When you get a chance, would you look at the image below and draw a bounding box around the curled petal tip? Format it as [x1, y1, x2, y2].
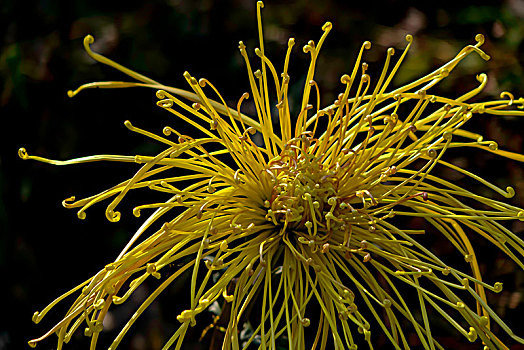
[32, 311, 40, 324]
[106, 209, 121, 222]
[505, 186, 515, 198]
[300, 317, 310, 327]
[476, 73, 487, 83]
[322, 22, 332, 31]
[467, 327, 477, 342]
[156, 89, 167, 99]
[303, 41, 315, 53]
[18, 147, 29, 160]
[475, 33, 485, 45]
[83, 34, 95, 45]
[163, 126, 173, 136]
[440, 68, 449, 77]
[158, 99, 173, 108]
[500, 91, 515, 105]
[223, 293, 234, 303]
[84, 327, 93, 337]
[62, 196, 76, 208]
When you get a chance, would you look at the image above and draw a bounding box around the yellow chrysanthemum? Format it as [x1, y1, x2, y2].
[23, 2, 524, 349]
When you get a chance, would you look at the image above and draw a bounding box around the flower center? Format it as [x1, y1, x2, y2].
[265, 135, 352, 239]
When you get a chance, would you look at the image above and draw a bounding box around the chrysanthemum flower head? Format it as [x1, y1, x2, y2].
[22, 2, 524, 349]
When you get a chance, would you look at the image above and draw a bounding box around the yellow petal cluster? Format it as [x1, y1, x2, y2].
[23, 2, 524, 349]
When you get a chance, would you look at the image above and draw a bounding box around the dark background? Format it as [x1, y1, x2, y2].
[2, 0, 524, 349]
